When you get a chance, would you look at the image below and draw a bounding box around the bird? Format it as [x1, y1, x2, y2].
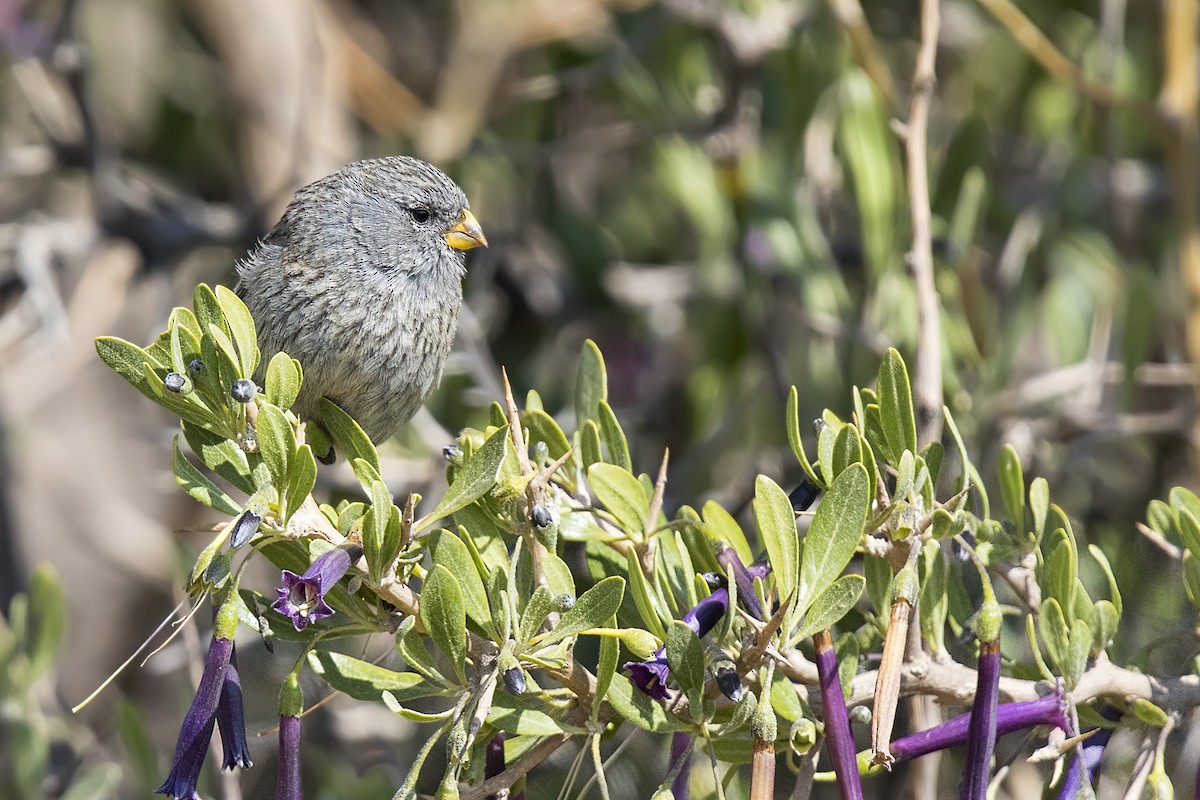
[235, 156, 487, 451]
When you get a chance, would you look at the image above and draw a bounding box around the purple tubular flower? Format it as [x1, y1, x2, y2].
[485, 732, 505, 800]
[960, 640, 1001, 800]
[889, 684, 1072, 763]
[276, 672, 303, 800]
[671, 732, 692, 800]
[157, 600, 239, 800]
[272, 544, 361, 631]
[718, 548, 766, 621]
[625, 554, 769, 698]
[216, 645, 253, 770]
[815, 631, 864, 800]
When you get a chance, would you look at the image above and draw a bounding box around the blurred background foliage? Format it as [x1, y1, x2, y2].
[1, 0, 1198, 797]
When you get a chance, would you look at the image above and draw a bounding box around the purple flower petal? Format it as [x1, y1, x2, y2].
[815, 631, 864, 800]
[960, 640, 1001, 800]
[889, 683, 1072, 763]
[156, 635, 233, 799]
[216, 644, 253, 770]
[272, 545, 359, 631]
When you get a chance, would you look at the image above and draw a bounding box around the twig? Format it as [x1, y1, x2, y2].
[974, 0, 1157, 119]
[905, 0, 943, 446]
[1157, 0, 1200, 479]
[1135, 522, 1183, 561]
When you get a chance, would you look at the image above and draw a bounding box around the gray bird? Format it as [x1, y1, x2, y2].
[235, 156, 487, 450]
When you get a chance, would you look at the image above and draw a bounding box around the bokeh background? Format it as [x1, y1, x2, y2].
[2, 0, 1199, 797]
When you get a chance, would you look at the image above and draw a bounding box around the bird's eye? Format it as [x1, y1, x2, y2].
[409, 207, 431, 223]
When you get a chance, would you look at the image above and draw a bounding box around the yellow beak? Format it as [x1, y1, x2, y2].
[445, 208, 488, 251]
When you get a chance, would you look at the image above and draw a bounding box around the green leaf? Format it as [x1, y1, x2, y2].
[95, 337, 161, 402]
[256, 403, 293, 490]
[1183, 552, 1200, 609]
[284, 444, 317, 523]
[1030, 477, 1050, 540]
[817, 423, 837, 485]
[582, 627, 661, 659]
[625, 549, 668, 643]
[264, 352, 303, 411]
[1038, 597, 1070, 680]
[319, 398, 381, 473]
[795, 464, 869, 617]
[488, 697, 570, 736]
[589, 462, 649, 534]
[786, 386, 824, 487]
[1180, 509, 1200, 558]
[701, 500, 753, 566]
[309, 650, 447, 702]
[171, 437, 241, 515]
[1146, 499, 1177, 540]
[594, 615, 620, 721]
[522, 408, 571, 460]
[575, 339, 608, 427]
[918, 541, 948, 654]
[519, 586, 556, 645]
[362, 479, 396, 584]
[420, 565, 467, 683]
[396, 618, 450, 686]
[193, 284, 223, 337]
[1088, 544, 1122, 617]
[607, 672, 688, 732]
[1092, 600, 1118, 656]
[863, 554, 892, 617]
[26, 565, 65, 680]
[1065, 618, 1091, 688]
[830, 426, 863, 481]
[835, 634, 859, 701]
[666, 620, 705, 715]
[754, 475, 798, 604]
[1045, 534, 1077, 617]
[920, 441, 944, 486]
[215, 285, 260, 378]
[537, 576, 625, 647]
[997, 445, 1025, 529]
[180, 421, 254, 494]
[428, 530, 492, 635]
[877, 348, 917, 457]
[427, 425, 509, 522]
[792, 574, 865, 643]
[579, 419, 603, 469]
[598, 400, 632, 471]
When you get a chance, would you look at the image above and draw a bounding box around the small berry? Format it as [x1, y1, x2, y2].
[850, 705, 872, 726]
[701, 571, 725, 591]
[163, 372, 188, 393]
[187, 358, 205, 374]
[553, 593, 576, 612]
[531, 504, 552, 529]
[502, 666, 527, 695]
[442, 444, 463, 464]
[231, 378, 257, 403]
[715, 666, 743, 702]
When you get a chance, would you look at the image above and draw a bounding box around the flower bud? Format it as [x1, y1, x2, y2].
[850, 705, 872, 726]
[443, 444, 464, 464]
[790, 718, 817, 754]
[231, 379, 256, 403]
